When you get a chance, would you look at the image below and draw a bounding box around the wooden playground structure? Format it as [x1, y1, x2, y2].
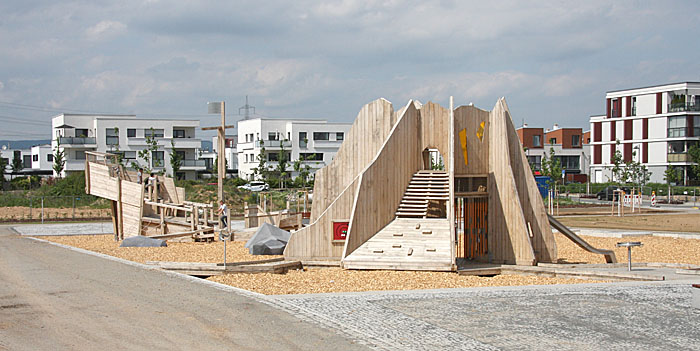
[84, 152, 217, 242]
[283, 97, 616, 270]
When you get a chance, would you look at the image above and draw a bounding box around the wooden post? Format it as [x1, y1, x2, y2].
[218, 102, 225, 205]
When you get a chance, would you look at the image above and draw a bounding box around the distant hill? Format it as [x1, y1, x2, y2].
[0, 139, 51, 150]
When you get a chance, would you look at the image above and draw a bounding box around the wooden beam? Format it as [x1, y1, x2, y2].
[201, 125, 235, 131]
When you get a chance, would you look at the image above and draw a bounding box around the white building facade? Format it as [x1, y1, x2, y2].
[589, 82, 700, 185]
[51, 114, 206, 180]
[237, 118, 351, 181]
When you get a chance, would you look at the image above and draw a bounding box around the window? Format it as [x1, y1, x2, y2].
[549, 137, 557, 144]
[533, 135, 541, 147]
[245, 154, 249, 163]
[173, 129, 185, 138]
[572, 135, 581, 147]
[152, 151, 164, 167]
[23, 155, 31, 168]
[268, 132, 279, 141]
[175, 151, 186, 160]
[145, 128, 164, 138]
[33, 154, 38, 162]
[553, 156, 580, 170]
[127, 129, 136, 138]
[336, 132, 344, 141]
[300, 153, 323, 161]
[694, 116, 700, 137]
[106, 128, 119, 145]
[313, 132, 329, 141]
[75, 151, 86, 160]
[631, 97, 637, 116]
[123, 151, 136, 160]
[299, 132, 307, 147]
[668, 116, 686, 137]
[47, 154, 53, 162]
[668, 141, 686, 154]
[75, 129, 89, 138]
[268, 153, 278, 161]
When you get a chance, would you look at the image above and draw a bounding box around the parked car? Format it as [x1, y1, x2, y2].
[237, 181, 269, 192]
[596, 186, 630, 201]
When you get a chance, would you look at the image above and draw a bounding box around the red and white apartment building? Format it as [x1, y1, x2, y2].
[517, 124, 590, 183]
[589, 82, 700, 185]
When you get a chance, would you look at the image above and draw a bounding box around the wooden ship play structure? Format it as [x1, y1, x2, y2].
[84, 152, 217, 242]
[283, 97, 616, 270]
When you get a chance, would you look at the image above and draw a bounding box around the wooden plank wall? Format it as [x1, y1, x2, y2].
[310, 98, 397, 222]
[453, 106, 490, 175]
[500, 102, 558, 263]
[487, 99, 536, 265]
[284, 177, 360, 260]
[343, 103, 422, 258]
[88, 163, 119, 201]
[120, 180, 144, 237]
[161, 177, 179, 204]
[419, 102, 451, 171]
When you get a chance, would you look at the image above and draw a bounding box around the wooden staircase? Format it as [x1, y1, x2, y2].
[395, 170, 449, 218]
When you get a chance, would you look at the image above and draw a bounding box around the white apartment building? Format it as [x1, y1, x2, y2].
[237, 118, 351, 180]
[210, 135, 238, 175]
[589, 82, 700, 185]
[51, 114, 206, 180]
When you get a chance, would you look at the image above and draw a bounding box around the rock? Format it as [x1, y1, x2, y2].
[245, 223, 290, 255]
[120, 236, 167, 247]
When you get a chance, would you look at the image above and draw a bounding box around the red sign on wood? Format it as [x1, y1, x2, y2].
[332, 221, 349, 241]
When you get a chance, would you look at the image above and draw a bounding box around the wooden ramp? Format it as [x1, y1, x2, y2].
[342, 218, 452, 271]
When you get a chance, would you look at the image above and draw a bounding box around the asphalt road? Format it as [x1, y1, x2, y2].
[0, 226, 368, 351]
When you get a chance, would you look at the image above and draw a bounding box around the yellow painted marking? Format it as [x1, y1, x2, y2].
[459, 128, 468, 166]
[476, 121, 485, 141]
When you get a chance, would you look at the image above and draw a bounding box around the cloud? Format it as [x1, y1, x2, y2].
[85, 20, 126, 41]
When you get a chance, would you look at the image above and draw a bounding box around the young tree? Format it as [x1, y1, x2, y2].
[275, 141, 290, 189]
[0, 150, 7, 186]
[664, 166, 682, 202]
[541, 147, 563, 187]
[252, 143, 271, 183]
[293, 155, 312, 188]
[137, 127, 160, 173]
[52, 137, 66, 178]
[688, 143, 700, 181]
[8, 153, 23, 180]
[610, 140, 625, 183]
[169, 140, 182, 178]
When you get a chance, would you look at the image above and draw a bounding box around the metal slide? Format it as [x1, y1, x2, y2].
[547, 214, 617, 263]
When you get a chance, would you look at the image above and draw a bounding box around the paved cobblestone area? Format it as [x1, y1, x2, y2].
[273, 281, 700, 350]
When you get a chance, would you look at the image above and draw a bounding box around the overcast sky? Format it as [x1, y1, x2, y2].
[1, 0, 699, 140]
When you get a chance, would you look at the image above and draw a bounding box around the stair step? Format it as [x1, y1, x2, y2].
[398, 203, 428, 208]
[396, 212, 427, 217]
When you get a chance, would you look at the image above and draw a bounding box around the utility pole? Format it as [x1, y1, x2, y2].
[205, 101, 235, 204]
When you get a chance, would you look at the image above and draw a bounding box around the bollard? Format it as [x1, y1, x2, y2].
[41, 197, 44, 224]
[616, 241, 643, 271]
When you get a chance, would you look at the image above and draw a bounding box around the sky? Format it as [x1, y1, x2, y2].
[1, 0, 700, 140]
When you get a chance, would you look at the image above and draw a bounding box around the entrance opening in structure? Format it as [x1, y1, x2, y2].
[422, 148, 444, 170]
[454, 176, 489, 260]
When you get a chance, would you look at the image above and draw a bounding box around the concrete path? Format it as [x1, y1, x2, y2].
[0, 226, 369, 351]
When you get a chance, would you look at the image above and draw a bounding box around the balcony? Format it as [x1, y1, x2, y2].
[668, 102, 700, 113]
[312, 139, 342, 148]
[65, 159, 86, 171]
[668, 153, 690, 162]
[180, 159, 206, 168]
[59, 137, 96, 146]
[255, 140, 292, 149]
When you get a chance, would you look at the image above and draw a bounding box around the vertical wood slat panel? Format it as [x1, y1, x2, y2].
[343, 103, 422, 258]
[285, 99, 397, 261]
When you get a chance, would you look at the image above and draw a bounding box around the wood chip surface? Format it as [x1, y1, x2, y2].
[37, 232, 700, 295]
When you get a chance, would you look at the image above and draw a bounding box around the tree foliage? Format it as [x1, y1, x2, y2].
[541, 147, 563, 186]
[52, 137, 66, 178]
[169, 140, 182, 177]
